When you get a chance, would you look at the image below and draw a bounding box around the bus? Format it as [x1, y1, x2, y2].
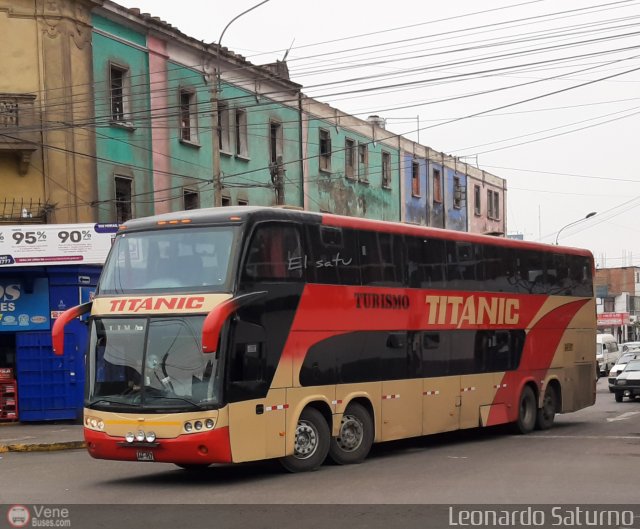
[53, 206, 596, 472]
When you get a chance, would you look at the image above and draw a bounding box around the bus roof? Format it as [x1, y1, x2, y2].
[119, 206, 593, 259]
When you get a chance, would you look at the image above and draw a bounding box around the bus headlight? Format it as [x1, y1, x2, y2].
[184, 422, 193, 432]
[145, 432, 156, 443]
[194, 421, 203, 431]
[205, 419, 214, 429]
[125, 432, 135, 443]
[135, 430, 146, 442]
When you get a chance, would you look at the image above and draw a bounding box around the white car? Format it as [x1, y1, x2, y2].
[621, 341, 640, 353]
[608, 352, 640, 392]
[612, 359, 640, 402]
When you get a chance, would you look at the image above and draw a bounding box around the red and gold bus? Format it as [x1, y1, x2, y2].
[53, 207, 596, 472]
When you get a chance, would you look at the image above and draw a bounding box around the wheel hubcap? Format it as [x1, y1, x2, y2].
[336, 414, 364, 452]
[293, 420, 318, 460]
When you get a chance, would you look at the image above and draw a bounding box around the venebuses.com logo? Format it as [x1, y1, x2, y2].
[6, 505, 71, 527]
[7, 505, 30, 528]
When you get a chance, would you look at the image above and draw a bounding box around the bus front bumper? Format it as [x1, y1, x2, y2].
[84, 427, 232, 465]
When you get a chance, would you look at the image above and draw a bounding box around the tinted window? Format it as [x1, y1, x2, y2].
[405, 236, 446, 289]
[483, 245, 515, 293]
[512, 250, 545, 294]
[568, 255, 593, 297]
[446, 241, 483, 291]
[422, 332, 450, 377]
[306, 226, 360, 285]
[242, 223, 303, 282]
[359, 231, 403, 287]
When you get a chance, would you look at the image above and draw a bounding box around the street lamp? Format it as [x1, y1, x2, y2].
[555, 211, 597, 245]
[211, 0, 271, 206]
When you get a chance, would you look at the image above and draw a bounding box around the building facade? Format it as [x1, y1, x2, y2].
[0, 0, 101, 224]
[595, 266, 640, 342]
[1, 0, 508, 231]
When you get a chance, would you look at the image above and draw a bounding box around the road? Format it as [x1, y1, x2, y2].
[1, 378, 639, 505]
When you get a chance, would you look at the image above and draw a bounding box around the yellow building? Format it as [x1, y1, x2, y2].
[0, 0, 100, 223]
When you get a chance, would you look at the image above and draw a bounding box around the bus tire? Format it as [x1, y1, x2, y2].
[535, 385, 557, 430]
[512, 385, 536, 434]
[279, 407, 330, 473]
[329, 402, 374, 465]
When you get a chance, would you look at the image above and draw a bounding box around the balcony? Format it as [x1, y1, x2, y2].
[0, 93, 38, 175]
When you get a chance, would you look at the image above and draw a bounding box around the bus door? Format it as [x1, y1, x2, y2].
[225, 318, 287, 462]
[378, 331, 422, 441]
[227, 221, 305, 462]
[420, 331, 461, 435]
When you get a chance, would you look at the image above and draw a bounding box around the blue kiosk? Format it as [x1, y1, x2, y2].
[0, 223, 117, 421]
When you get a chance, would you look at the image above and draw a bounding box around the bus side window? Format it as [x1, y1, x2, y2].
[227, 320, 268, 400]
[359, 231, 403, 287]
[548, 253, 570, 295]
[242, 224, 303, 282]
[483, 245, 515, 293]
[446, 241, 482, 291]
[422, 332, 450, 377]
[306, 226, 360, 285]
[568, 255, 593, 297]
[405, 237, 446, 289]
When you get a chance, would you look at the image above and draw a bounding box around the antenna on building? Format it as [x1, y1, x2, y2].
[282, 38, 295, 61]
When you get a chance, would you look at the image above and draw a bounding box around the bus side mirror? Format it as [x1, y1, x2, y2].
[201, 292, 267, 355]
[52, 302, 93, 356]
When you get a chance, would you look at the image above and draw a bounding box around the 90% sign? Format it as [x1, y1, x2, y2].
[58, 230, 92, 243]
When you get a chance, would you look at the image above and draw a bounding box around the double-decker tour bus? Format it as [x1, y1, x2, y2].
[53, 207, 596, 472]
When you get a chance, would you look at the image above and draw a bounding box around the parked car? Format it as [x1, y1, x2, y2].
[621, 341, 640, 353]
[612, 359, 640, 402]
[608, 352, 640, 392]
[596, 334, 620, 375]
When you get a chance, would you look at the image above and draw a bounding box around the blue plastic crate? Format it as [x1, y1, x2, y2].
[16, 328, 85, 422]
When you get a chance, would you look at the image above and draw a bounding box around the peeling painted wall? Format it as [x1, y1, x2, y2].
[403, 154, 428, 225]
[303, 112, 401, 221]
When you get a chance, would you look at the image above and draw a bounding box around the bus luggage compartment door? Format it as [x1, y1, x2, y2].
[422, 376, 460, 435]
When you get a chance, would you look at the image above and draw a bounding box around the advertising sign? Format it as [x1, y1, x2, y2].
[0, 277, 50, 332]
[597, 312, 630, 326]
[0, 223, 118, 267]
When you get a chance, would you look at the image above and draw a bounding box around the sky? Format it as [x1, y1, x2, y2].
[115, 0, 640, 268]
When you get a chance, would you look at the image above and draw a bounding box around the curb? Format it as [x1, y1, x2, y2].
[0, 441, 86, 453]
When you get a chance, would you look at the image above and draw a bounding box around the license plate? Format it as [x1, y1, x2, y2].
[136, 450, 155, 462]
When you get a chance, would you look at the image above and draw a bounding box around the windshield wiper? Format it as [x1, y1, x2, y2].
[142, 394, 204, 410]
[88, 398, 139, 409]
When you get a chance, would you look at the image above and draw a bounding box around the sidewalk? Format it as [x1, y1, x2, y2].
[0, 421, 85, 453]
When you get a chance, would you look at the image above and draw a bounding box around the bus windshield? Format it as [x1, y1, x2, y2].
[87, 316, 222, 411]
[98, 226, 238, 294]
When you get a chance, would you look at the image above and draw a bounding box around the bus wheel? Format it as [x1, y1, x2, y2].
[280, 407, 330, 473]
[512, 386, 536, 434]
[329, 402, 373, 465]
[535, 386, 557, 430]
